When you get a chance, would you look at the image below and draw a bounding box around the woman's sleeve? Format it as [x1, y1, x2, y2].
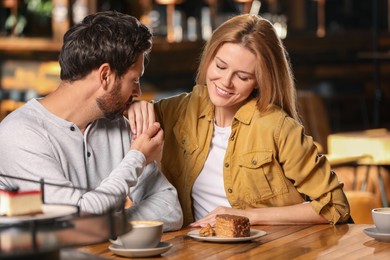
[277, 116, 350, 224]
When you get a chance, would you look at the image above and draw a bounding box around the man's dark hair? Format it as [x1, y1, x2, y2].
[59, 11, 152, 81]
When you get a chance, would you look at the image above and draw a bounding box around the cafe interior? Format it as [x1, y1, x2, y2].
[0, 0, 390, 258]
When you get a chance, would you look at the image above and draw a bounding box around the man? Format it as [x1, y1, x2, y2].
[0, 11, 183, 231]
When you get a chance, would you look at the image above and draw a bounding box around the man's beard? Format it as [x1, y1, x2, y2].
[96, 81, 129, 120]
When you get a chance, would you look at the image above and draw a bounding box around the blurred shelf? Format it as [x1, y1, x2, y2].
[0, 36, 204, 91]
[0, 37, 62, 53]
[0, 36, 203, 54]
[358, 51, 390, 60]
[2, 32, 390, 89]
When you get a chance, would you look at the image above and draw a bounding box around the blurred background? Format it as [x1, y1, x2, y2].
[0, 0, 389, 131]
[0, 0, 389, 222]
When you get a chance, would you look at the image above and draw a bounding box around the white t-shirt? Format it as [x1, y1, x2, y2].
[192, 123, 231, 220]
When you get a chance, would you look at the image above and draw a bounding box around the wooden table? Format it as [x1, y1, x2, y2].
[75, 224, 390, 259]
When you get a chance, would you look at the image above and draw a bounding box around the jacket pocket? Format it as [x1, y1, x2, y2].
[237, 150, 288, 203]
[238, 150, 273, 169]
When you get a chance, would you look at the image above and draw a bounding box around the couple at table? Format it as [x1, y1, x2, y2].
[0, 11, 350, 231]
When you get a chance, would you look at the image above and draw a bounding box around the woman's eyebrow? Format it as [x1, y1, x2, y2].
[215, 56, 254, 75]
[215, 56, 226, 64]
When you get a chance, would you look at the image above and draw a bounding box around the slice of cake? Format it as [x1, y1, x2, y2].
[0, 189, 43, 216]
[214, 214, 250, 237]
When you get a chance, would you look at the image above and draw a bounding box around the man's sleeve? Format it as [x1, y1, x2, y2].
[126, 162, 183, 231]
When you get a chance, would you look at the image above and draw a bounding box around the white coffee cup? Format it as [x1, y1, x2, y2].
[372, 208, 390, 234]
[111, 220, 163, 249]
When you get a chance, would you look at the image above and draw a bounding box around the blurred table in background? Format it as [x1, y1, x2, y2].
[328, 128, 390, 207]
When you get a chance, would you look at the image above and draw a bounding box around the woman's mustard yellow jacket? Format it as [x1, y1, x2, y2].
[154, 85, 350, 227]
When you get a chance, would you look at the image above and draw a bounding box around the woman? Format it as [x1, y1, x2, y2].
[129, 14, 350, 227]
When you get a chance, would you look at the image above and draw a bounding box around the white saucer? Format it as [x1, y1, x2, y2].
[187, 229, 267, 243]
[363, 227, 390, 242]
[108, 242, 172, 257]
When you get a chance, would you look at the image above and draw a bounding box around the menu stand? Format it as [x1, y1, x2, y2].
[0, 174, 131, 260]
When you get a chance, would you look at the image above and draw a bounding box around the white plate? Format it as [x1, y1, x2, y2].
[0, 204, 78, 224]
[109, 242, 172, 258]
[187, 229, 267, 243]
[363, 227, 390, 242]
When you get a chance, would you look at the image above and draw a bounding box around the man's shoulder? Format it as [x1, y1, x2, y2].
[4, 98, 42, 117]
[0, 101, 44, 141]
[1, 103, 34, 127]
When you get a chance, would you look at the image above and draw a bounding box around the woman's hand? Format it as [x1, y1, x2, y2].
[127, 100, 156, 140]
[189, 203, 328, 227]
[189, 206, 249, 227]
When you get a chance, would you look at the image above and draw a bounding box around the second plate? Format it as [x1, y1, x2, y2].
[187, 229, 266, 243]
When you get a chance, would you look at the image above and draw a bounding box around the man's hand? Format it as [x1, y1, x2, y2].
[131, 122, 163, 165]
[127, 100, 155, 140]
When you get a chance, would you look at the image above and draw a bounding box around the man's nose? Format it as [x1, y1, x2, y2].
[133, 85, 141, 98]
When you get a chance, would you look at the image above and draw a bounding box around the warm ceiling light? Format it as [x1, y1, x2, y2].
[234, 0, 253, 3]
[155, 0, 184, 4]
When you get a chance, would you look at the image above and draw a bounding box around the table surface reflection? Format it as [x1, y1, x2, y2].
[76, 224, 389, 259]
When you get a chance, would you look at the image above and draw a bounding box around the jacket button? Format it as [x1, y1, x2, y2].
[70, 126, 75, 131]
[224, 163, 229, 168]
[230, 136, 234, 141]
[87, 152, 91, 157]
[251, 160, 257, 165]
[228, 188, 233, 193]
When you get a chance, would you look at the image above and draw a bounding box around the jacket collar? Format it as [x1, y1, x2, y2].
[234, 99, 257, 125]
[195, 85, 214, 122]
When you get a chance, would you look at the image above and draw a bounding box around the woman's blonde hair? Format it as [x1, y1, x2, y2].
[196, 14, 299, 121]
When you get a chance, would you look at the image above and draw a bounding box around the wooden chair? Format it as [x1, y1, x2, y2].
[345, 191, 381, 224]
[297, 90, 370, 164]
[297, 90, 331, 153]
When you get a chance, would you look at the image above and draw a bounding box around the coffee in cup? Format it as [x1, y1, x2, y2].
[372, 208, 390, 234]
[112, 220, 163, 249]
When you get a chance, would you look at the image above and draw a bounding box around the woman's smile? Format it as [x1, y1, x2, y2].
[215, 85, 235, 97]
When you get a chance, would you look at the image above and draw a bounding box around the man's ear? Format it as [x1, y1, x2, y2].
[98, 63, 112, 91]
